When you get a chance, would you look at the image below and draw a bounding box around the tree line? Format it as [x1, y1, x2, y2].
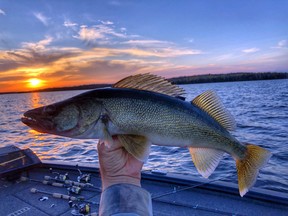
[169, 72, 288, 85]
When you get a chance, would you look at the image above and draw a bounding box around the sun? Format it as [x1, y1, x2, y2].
[27, 78, 43, 88]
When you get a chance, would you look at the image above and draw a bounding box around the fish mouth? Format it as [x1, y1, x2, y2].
[21, 115, 37, 125]
[21, 109, 55, 133]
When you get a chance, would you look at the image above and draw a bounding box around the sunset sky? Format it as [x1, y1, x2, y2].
[0, 0, 287, 93]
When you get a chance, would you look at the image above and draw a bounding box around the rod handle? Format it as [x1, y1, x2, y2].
[20, 176, 29, 181]
[52, 182, 64, 187]
[65, 180, 86, 187]
[44, 175, 52, 180]
[30, 188, 37, 193]
[42, 180, 63, 187]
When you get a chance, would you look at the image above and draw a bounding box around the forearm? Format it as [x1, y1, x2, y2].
[99, 183, 152, 216]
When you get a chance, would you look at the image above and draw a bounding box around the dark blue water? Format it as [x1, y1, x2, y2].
[0, 79, 287, 193]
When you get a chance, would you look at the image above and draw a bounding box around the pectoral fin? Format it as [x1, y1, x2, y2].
[100, 114, 114, 147]
[102, 126, 114, 148]
[117, 134, 151, 162]
[189, 147, 224, 178]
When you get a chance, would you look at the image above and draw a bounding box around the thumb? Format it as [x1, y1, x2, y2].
[97, 137, 122, 154]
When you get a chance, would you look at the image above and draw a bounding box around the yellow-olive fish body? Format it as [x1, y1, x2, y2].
[22, 74, 271, 196]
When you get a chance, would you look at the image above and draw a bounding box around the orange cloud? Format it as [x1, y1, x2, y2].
[0, 33, 204, 93]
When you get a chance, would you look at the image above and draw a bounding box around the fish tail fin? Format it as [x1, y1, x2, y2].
[236, 144, 271, 197]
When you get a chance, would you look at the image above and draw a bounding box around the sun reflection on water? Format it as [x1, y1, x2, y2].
[31, 92, 41, 108]
[26, 92, 51, 159]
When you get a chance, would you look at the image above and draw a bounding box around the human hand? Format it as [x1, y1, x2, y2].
[97, 136, 144, 191]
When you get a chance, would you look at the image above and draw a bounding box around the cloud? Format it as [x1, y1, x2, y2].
[0, 75, 27, 82]
[1, 38, 200, 83]
[89, 47, 201, 58]
[0, 19, 205, 92]
[72, 22, 201, 59]
[109, 1, 121, 6]
[0, 37, 79, 74]
[0, 41, 199, 87]
[100, 20, 114, 25]
[73, 24, 127, 44]
[214, 53, 235, 61]
[33, 12, 49, 26]
[75, 25, 105, 41]
[120, 40, 202, 57]
[0, 9, 5, 15]
[0, 32, 202, 85]
[273, 40, 288, 49]
[185, 38, 194, 43]
[122, 39, 173, 47]
[63, 20, 78, 28]
[153, 47, 202, 57]
[278, 40, 287, 47]
[22, 36, 53, 50]
[242, 48, 260, 53]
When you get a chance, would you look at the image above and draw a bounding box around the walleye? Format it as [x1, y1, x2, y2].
[21, 73, 271, 196]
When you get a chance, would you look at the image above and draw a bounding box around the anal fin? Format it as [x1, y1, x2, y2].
[117, 134, 151, 162]
[189, 147, 224, 178]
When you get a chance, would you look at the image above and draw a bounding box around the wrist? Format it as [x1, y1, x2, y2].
[101, 175, 141, 191]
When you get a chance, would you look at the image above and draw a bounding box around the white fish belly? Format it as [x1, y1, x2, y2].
[148, 134, 192, 147]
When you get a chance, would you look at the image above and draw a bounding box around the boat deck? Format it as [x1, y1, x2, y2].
[1, 160, 287, 216]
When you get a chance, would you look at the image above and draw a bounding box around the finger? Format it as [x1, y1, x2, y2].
[97, 139, 105, 152]
[97, 138, 122, 155]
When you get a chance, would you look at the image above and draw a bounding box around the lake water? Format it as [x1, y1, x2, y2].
[0, 79, 287, 193]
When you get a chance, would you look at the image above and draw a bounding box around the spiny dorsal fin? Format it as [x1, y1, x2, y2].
[192, 90, 236, 131]
[113, 73, 185, 97]
[189, 147, 224, 178]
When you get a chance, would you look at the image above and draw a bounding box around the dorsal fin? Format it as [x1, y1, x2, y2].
[192, 90, 236, 131]
[113, 73, 185, 97]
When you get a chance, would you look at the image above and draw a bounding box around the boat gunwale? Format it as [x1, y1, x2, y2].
[40, 160, 288, 206]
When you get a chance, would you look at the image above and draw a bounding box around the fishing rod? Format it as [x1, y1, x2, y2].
[76, 164, 91, 183]
[150, 173, 244, 216]
[44, 175, 101, 192]
[49, 166, 92, 184]
[21, 176, 100, 195]
[47, 166, 99, 191]
[30, 188, 99, 216]
[31, 188, 79, 201]
[21, 176, 82, 195]
[0, 155, 26, 166]
[152, 173, 235, 200]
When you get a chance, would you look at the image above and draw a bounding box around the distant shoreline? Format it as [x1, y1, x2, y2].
[169, 72, 288, 85]
[1, 72, 287, 95]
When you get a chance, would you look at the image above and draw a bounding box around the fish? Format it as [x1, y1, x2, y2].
[21, 73, 271, 197]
